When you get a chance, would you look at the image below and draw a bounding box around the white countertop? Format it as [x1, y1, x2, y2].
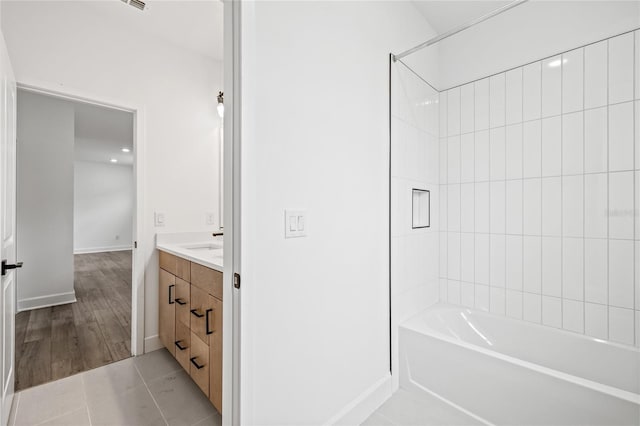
[156, 232, 223, 272]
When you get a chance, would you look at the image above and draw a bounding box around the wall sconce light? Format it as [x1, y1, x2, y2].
[217, 91, 224, 118]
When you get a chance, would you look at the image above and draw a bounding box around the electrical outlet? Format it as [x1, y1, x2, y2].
[206, 212, 216, 225]
[154, 212, 165, 227]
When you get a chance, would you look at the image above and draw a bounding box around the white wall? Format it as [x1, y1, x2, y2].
[390, 61, 440, 387]
[439, 30, 640, 347]
[16, 90, 76, 311]
[410, 1, 640, 90]
[239, 1, 436, 424]
[1, 1, 222, 346]
[74, 161, 133, 253]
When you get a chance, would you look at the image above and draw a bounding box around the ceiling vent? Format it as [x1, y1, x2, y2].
[121, 0, 146, 11]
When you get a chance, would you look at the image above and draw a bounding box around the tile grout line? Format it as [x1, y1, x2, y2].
[132, 361, 170, 426]
[583, 45, 587, 336]
[561, 52, 565, 331]
[80, 373, 91, 426]
[10, 391, 19, 426]
[606, 38, 611, 341]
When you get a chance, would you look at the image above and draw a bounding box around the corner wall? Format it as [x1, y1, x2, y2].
[16, 90, 76, 311]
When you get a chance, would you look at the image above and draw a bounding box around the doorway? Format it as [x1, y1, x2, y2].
[14, 90, 137, 390]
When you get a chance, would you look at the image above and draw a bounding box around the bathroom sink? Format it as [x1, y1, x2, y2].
[180, 243, 223, 251]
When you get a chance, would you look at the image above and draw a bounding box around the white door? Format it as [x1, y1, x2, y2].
[0, 35, 17, 426]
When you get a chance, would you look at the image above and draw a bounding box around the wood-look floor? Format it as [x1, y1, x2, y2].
[15, 251, 132, 391]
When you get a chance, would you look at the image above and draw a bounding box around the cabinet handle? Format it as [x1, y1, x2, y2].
[190, 309, 204, 318]
[175, 340, 187, 351]
[168, 285, 175, 304]
[205, 309, 213, 335]
[190, 357, 205, 369]
[175, 298, 186, 305]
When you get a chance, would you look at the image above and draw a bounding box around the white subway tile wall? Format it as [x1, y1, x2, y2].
[391, 62, 440, 333]
[439, 30, 640, 346]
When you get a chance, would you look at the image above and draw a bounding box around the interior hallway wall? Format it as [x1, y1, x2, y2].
[16, 90, 75, 311]
[439, 30, 640, 347]
[74, 161, 133, 254]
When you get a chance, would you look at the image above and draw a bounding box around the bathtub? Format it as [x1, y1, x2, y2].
[399, 305, 640, 425]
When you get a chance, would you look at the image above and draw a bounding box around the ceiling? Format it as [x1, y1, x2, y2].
[74, 102, 134, 166]
[80, 0, 223, 60]
[413, 1, 512, 34]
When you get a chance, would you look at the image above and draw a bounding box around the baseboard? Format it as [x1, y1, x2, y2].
[74, 245, 132, 254]
[325, 374, 393, 426]
[17, 291, 77, 312]
[144, 335, 163, 353]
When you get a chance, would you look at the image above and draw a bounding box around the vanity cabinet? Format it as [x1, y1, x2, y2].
[158, 250, 223, 413]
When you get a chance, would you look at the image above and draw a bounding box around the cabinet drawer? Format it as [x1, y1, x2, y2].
[159, 250, 190, 282]
[190, 332, 209, 397]
[190, 286, 214, 345]
[209, 296, 223, 412]
[159, 251, 177, 275]
[175, 277, 191, 327]
[191, 263, 222, 300]
[175, 320, 190, 372]
[159, 269, 176, 356]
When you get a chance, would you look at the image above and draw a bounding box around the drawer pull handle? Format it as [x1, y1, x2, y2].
[190, 357, 205, 369]
[175, 340, 187, 351]
[168, 285, 175, 305]
[175, 298, 186, 305]
[190, 309, 204, 318]
[206, 308, 214, 335]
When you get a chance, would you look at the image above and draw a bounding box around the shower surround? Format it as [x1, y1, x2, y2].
[438, 30, 640, 347]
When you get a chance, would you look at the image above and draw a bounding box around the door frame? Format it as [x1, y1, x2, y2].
[15, 81, 146, 357]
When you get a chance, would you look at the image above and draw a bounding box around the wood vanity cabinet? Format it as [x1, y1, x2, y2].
[158, 250, 223, 413]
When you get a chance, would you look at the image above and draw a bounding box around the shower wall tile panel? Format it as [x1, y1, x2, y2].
[391, 62, 440, 342]
[439, 30, 640, 347]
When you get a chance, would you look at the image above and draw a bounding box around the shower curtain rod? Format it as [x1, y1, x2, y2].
[393, 0, 529, 62]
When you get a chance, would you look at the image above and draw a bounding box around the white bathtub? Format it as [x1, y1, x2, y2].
[399, 304, 640, 425]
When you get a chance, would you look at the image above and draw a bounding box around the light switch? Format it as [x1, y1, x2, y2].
[285, 209, 307, 238]
[154, 212, 165, 227]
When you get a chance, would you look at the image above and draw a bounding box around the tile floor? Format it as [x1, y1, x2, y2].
[361, 389, 481, 426]
[9, 349, 221, 426]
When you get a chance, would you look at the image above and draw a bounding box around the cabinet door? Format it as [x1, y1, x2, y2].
[209, 295, 223, 412]
[175, 277, 191, 327]
[175, 320, 191, 372]
[190, 285, 214, 345]
[190, 332, 209, 397]
[159, 269, 176, 356]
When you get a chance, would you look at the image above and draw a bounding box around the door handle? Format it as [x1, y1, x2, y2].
[190, 357, 205, 369]
[175, 340, 187, 351]
[175, 298, 186, 305]
[190, 309, 204, 318]
[1, 260, 23, 276]
[168, 284, 175, 305]
[205, 308, 213, 335]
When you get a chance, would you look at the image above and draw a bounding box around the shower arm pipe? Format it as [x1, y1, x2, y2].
[393, 0, 529, 62]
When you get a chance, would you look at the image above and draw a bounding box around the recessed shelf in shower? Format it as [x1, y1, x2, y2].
[412, 188, 430, 229]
